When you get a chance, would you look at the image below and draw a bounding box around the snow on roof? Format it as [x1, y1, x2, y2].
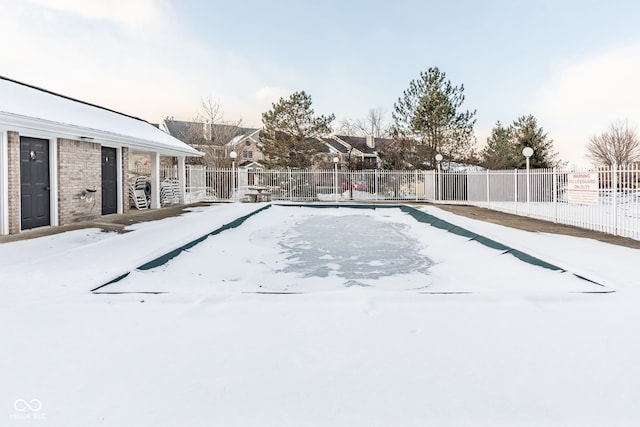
[0, 76, 201, 157]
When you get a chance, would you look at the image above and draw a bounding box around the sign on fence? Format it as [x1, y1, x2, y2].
[567, 172, 599, 205]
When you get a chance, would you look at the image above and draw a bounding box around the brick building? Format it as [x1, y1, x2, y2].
[0, 76, 201, 236]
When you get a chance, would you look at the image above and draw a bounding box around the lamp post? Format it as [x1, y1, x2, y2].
[333, 157, 339, 202]
[435, 153, 443, 201]
[230, 150, 237, 200]
[522, 147, 533, 215]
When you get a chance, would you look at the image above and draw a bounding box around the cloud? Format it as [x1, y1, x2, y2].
[533, 41, 640, 167]
[537, 43, 640, 125]
[0, 0, 200, 122]
[21, 0, 170, 28]
[0, 1, 302, 127]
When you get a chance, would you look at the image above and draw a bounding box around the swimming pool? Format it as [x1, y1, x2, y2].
[97, 204, 606, 295]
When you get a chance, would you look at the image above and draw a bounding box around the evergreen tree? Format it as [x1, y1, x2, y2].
[481, 115, 561, 169]
[260, 91, 334, 168]
[377, 137, 418, 170]
[481, 122, 517, 169]
[392, 67, 476, 168]
[511, 115, 559, 168]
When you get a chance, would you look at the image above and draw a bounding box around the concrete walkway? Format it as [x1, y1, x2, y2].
[432, 203, 640, 250]
[0, 202, 216, 243]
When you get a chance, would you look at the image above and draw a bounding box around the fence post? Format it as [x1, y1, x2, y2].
[415, 170, 419, 201]
[423, 171, 427, 201]
[486, 170, 490, 207]
[526, 163, 531, 216]
[334, 164, 338, 202]
[465, 170, 470, 205]
[553, 167, 558, 223]
[375, 169, 379, 201]
[437, 168, 441, 201]
[514, 169, 518, 214]
[289, 168, 293, 201]
[612, 163, 618, 235]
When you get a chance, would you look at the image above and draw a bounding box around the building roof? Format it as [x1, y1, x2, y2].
[163, 119, 192, 139]
[0, 76, 201, 157]
[334, 135, 379, 155]
[163, 119, 260, 146]
[321, 137, 349, 154]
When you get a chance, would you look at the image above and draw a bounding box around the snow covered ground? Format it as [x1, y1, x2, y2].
[1, 203, 639, 426]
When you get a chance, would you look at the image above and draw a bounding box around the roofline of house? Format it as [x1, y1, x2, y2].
[330, 135, 377, 157]
[0, 112, 202, 157]
[0, 75, 149, 124]
[226, 128, 262, 147]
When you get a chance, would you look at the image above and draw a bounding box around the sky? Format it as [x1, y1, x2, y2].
[2, 0, 640, 167]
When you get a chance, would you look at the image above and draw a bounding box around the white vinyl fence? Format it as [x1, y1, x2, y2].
[177, 164, 640, 240]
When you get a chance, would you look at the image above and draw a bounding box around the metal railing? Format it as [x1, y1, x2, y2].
[463, 165, 640, 239]
[181, 164, 640, 240]
[185, 168, 438, 202]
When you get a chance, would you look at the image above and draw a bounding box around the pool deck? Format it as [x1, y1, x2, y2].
[0, 202, 216, 244]
[2, 201, 640, 250]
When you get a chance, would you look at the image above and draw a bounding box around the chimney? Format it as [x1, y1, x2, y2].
[366, 134, 375, 149]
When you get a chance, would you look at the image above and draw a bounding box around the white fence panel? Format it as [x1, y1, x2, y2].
[182, 164, 640, 240]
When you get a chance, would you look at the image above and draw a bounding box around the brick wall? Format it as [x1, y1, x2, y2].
[5, 133, 137, 234]
[57, 138, 102, 225]
[7, 131, 20, 234]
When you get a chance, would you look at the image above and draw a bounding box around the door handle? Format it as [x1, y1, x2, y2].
[44, 186, 50, 191]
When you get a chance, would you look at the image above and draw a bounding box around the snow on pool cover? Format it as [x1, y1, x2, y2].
[95, 204, 607, 295]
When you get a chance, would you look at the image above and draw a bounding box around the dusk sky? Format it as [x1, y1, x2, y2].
[2, 0, 640, 167]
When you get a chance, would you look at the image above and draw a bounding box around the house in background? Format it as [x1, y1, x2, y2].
[160, 119, 264, 167]
[0, 76, 201, 236]
[160, 117, 389, 170]
[320, 135, 388, 169]
[227, 127, 263, 168]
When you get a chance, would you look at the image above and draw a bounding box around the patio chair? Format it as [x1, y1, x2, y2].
[129, 183, 149, 210]
[160, 179, 175, 207]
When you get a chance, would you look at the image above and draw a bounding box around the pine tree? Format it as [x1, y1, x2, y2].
[481, 116, 561, 169]
[260, 91, 334, 168]
[392, 67, 476, 168]
[511, 115, 559, 168]
[481, 122, 517, 169]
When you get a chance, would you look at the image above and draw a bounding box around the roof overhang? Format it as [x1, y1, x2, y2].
[0, 112, 202, 157]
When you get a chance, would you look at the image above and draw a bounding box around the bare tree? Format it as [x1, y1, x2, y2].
[182, 97, 244, 167]
[587, 119, 640, 166]
[338, 108, 391, 137]
[357, 108, 390, 137]
[337, 118, 358, 136]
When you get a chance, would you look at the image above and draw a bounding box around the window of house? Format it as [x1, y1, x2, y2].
[243, 151, 253, 159]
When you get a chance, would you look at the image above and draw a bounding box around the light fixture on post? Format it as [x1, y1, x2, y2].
[435, 153, 443, 201]
[522, 147, 534, 215]
[230, 150, 238, 200]
[333, 157, 339, 202]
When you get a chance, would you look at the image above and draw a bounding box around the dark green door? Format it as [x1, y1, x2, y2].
[101, 147, 117, 215]
[20, 137, 50, 230]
